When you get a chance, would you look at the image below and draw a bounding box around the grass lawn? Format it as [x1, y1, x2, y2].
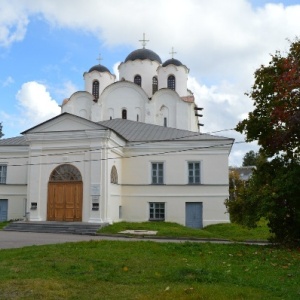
[98, 220, 271, 242]
[0, 240, 299, 299]
[0, 221, 9, 230]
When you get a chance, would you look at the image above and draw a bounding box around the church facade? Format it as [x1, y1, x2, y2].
[0, 42, 233, 228]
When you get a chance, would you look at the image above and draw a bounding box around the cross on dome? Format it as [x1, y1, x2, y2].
[169, 47, 177, 59]
[139, 33, 149, 49]
[96, 53, 103, 64]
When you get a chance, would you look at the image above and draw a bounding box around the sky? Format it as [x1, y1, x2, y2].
[1, 0, 300, 166]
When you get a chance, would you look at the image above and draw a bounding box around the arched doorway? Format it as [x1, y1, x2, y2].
[47, 164, 83, 222]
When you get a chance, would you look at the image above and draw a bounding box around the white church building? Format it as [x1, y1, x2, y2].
[0, 40, 233, 228]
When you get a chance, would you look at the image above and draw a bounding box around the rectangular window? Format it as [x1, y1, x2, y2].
[152, 162, 164, 184]
[164, 117, 167, 127]
[149, 202, 165, 221]
[188, 162, 201, 184]
[0, 165, 7, 184]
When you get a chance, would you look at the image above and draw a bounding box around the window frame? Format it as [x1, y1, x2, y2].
[122, 109, 127, 119]
[167, 75, 176, 91]
[187, 161, 201, 184]
[149, 202, 165, 221]
[110, 165, 118, 184]
[92, 80, 100, 100]
[134, 75, 142, 87]
[151, 162, 164, 185]
[0, 165, 7, 184]
[152, 76, 158, 94]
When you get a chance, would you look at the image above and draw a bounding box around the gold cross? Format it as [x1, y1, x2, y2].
[139, 33, 149, 49]
[170, 47, 177, 59]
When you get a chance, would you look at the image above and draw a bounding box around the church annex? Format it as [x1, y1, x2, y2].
[0, 39, 233, 228]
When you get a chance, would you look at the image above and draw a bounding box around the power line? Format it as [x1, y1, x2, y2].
[0, 128, 236, 161]
[6, 140, 246, 167]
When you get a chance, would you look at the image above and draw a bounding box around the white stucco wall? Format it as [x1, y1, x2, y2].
[158, 64, 189, 97]
[84, 71, 116, 96]
[118, 60, 161, 97]
[0, 146, 28, 220]
[100, 82, 149, 122]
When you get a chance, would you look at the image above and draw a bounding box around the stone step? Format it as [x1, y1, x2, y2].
[3, 221, 108, 235]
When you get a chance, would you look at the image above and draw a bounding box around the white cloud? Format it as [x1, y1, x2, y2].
[54, 80, 78, 100]
[16, 81, 60, 126]
[1, 76, 14, 87]
[0, 0, 29, 47]
[113, 62, 121, 81]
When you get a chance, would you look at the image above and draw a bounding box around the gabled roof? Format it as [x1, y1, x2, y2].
[21, 113, 108, 134]
[0, 136, 28, 146]
[0, 115, 233, 146]
[98, 119, 233, 143]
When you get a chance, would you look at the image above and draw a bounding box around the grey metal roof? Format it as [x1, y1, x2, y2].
[88, 64, 111, 74]
[0, 136, 28, 146]
[98, 119, 232, 142]
[124, 48, 162, 64]
[162, 58, 183, 67]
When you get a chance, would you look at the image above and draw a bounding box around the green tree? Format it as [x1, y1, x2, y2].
[0, 122, 3, 139]
[230, 39, 300, 246]
[242, 150, 258, 166]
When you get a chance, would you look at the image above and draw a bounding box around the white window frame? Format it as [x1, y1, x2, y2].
[151, 162, 164, 184]
[0, 165, 7, 184]
[188, 161, 201, 184]
[149, 202, 165, 221]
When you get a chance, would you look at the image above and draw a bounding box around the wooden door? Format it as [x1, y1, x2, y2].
[47, 182, 82, 221]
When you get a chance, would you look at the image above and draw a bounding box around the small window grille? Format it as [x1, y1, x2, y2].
[0, 165, 7, 184]
[152, 163, 164, 184]
[149, 202, 165, 221]
[92, 80, 100, 100]
[134, 75, 142, 86]
[49, 164, 82, 182]
[152, 76, 158, 94]
[188, 162, 201, 184]
[167, 75, 175, 91]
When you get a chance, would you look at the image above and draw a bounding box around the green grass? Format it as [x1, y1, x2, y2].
[0, 241, 299, 299]
[99, 220, 271, 242]
[0, 221, 10, 230]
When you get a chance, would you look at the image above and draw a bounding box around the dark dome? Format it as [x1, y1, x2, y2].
[88, 64, 111, 73]
[125, 48, 162, 63]
[162, 58, 183, 67]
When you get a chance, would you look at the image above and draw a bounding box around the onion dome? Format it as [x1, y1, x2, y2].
[162, 58, 183, 67]
[88, 64, 111, 73]
[125, 48, 162, 64]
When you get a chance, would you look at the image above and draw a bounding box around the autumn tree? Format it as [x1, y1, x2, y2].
[231, 39, 300, 245]
[237, 39, 300, 161]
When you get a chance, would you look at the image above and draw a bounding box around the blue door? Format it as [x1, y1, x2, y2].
[185, 202, 203, 229]
[0, 199, 8, 221]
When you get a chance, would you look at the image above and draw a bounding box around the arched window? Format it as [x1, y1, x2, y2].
[152, 76, 158, 94]
[167, 75, 175, 91]
[49, 164, 82, 182]
[92, 80, 100, 100]
[122, 109, 127, 119]
[110, 166, 118, 184]
[134, 75, 142, 86]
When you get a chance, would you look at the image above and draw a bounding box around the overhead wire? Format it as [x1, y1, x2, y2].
[0, 127, 237, 161]
[6, 140, 246, 167]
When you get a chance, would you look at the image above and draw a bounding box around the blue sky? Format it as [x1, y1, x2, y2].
[1, 0, 300, 165]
